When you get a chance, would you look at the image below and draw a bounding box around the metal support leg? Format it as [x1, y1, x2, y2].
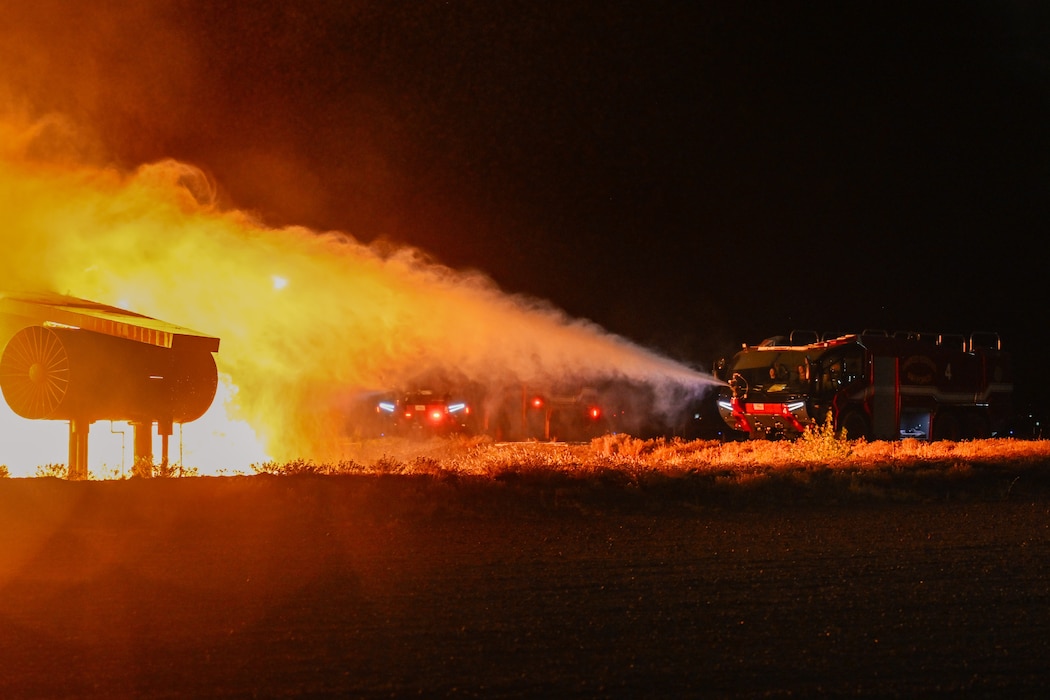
[68, 419, 90, 480]
[159, 418, 173, 475]
[132, 421, 153, 477]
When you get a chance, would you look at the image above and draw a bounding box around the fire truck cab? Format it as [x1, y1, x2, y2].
[715, 331, 1012, 441]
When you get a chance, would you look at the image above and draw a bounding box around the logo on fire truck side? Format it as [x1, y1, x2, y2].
[902, 355, 938, 384]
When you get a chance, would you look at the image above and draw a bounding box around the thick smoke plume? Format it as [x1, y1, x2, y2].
[0, 116, 716, 471]
[0, 2, 720, 472]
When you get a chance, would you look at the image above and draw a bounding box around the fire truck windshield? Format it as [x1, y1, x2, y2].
[729, 350, 810, 393]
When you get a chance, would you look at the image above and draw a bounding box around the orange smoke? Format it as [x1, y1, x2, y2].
[0, 115, 715, 476]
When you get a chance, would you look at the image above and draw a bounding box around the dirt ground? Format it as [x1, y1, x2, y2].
[1, 475, 1049, 698]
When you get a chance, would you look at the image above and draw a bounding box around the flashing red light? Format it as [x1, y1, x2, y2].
[429, 409, 445, 423]
[531, 396, 544, 409]
[588, 406, 601, 420]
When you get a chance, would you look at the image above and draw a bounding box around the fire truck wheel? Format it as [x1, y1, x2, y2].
[964, 413, 991, 440]
[931, 411, 962, 441]
[838, 412, 871, 441]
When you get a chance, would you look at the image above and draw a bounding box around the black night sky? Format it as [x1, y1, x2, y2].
[3, 1, 1048, 412]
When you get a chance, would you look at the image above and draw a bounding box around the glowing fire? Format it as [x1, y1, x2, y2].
[0, 114, 717, 477]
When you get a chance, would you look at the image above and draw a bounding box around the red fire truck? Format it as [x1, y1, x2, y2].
[714, 330, 1012, 441]
[481, 384, 608, 442]
[375, 389, 474, 435]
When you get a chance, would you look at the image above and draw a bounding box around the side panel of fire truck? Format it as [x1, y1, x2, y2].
[864, 333, 1012, 440]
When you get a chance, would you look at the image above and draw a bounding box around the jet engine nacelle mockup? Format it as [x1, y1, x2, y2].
[0, 325, 218, 424]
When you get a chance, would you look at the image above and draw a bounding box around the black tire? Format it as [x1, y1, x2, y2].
[963, 413, 990, 440]
[931, 411, 962, 441]
[838, 411, 871, 441]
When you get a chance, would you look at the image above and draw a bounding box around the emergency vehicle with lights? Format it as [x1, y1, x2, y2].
[521, 386, 606, 441]
[376, 389, 473, 435]
[714, 330, 1012, 441]
[479, 384, 608, 442]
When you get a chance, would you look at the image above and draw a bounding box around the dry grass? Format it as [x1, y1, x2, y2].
[277, 432, 1050, 475]
[16, 431, 1050, 492]
[241, 433, 1050, 507]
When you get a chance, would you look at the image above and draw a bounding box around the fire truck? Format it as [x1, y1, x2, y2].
[375, 389, 474, 436]
[481, 384, 608, 442]
[714, 330, 1012, 441]
[524, 386, 609, 441]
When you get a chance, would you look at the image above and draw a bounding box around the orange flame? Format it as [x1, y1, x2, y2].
[0, 115, 716, 476]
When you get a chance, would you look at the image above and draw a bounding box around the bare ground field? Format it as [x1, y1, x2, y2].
[3, 441, 1050, 698]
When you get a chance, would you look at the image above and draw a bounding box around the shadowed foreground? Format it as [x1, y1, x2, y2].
[1, 474, 1049, 697]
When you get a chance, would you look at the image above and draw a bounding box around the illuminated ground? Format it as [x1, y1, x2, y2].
[1, 466, 1049, 697]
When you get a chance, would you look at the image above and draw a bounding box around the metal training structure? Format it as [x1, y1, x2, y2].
[0, 291, 220, 477]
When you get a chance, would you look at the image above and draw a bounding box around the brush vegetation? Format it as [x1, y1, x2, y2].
[13, 426, 1050, 504]
[244, 428, 1050, 506]
[249, 432, 1050, 477]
